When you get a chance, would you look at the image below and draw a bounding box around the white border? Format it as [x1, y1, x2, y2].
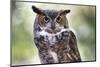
[0, 0, 99, 67]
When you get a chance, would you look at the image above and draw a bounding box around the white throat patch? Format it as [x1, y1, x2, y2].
[36, 28, 70, 44]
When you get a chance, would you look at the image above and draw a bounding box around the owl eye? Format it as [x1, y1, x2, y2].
[44, 16, 49, 23]
[56, 16, 62, 22]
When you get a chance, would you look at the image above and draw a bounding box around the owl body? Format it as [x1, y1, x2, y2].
[32, 6, 81, 64]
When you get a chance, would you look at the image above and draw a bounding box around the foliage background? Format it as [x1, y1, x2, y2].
[11, 1, 96, 65]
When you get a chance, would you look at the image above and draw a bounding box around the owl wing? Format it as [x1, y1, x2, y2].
[67, 30, 81, 62]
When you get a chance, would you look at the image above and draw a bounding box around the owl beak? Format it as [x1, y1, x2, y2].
[51, 22, 55, 30]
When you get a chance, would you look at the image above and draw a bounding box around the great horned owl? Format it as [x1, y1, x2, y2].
[32, 6, 81, 64]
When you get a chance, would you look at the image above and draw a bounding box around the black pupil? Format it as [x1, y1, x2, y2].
[45, 17, 49, 22]
[57, 16, 60, 21]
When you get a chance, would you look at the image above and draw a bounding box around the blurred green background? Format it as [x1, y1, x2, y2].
[11, 1, 96, 65]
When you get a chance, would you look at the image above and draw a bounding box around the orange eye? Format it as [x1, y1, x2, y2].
[56, 16, 61, 22]
[44, 16, 49, 23]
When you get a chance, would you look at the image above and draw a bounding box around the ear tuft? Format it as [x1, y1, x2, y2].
[32, 6, 43, 15]
[64, 10, 70, 14]
[60, 10, 71, 15]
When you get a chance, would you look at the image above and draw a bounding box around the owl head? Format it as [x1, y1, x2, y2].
[32, 6, 70, 33]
